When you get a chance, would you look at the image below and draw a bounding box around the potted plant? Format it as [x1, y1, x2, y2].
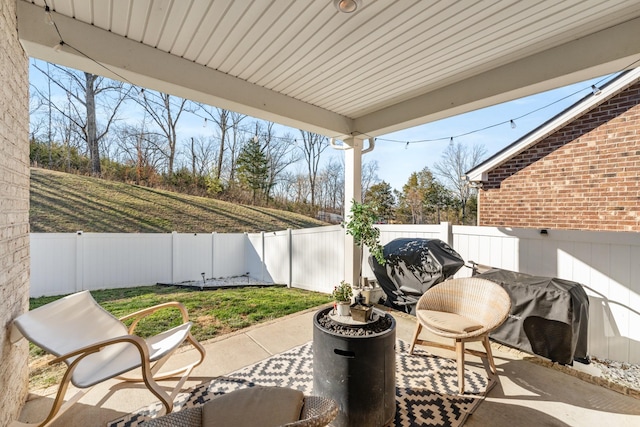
[331, 280, 353, 316]
[345, 199, 386, 299]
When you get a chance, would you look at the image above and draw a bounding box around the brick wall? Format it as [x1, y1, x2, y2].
[479, 80, 640, 231]
[0, 0, 30, 424]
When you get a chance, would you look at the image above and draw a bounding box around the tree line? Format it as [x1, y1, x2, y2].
[29, 60, 485, 225]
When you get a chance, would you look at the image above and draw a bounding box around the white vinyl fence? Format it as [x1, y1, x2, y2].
[30, 231, 249, 296]
[30, 224, 640, 364]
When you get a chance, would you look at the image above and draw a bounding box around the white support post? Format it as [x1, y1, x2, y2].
[211, 232, 216, 279]
[75, 231, 83, 292]
[171, 231, 178, 284]
[287, 228, 292, 288]
[261, 231, 265, 282]
[343, 137, 363, 286]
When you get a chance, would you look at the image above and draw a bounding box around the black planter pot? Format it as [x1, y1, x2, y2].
[312, 307, 396, 427]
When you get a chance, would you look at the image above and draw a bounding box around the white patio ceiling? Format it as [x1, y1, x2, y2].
[17, 0, 640, 140]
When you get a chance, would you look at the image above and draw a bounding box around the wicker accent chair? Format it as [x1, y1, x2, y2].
[409, 277, 511, 394]
[10, 290, 206, 427]
[141, 386, 339, 427]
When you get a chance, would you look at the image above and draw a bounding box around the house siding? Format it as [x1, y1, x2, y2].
[0, 0, 30, 424]
[479, 81, 640, 231]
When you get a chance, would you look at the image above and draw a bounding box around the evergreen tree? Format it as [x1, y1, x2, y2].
[365, 181, 395, 223]
[396, 167, 455, 224]
[236, 137, 269, 203]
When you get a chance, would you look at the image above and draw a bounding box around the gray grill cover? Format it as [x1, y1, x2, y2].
[478, 268, 589, 365]
[369, 238, 464, 314]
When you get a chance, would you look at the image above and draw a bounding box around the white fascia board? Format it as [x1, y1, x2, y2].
[355, 16, 640, 138]
[466, 67, 640, 183]
[17, 1, 353, 138]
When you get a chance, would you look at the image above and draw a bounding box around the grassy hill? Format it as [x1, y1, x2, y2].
[30, 168, 327, 233]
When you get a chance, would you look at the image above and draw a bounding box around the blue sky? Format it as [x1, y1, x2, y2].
[361, 73, 616, 191]
[30, 59, 616, 193]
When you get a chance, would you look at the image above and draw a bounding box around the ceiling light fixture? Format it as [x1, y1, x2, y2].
[334, 0, 361, 13]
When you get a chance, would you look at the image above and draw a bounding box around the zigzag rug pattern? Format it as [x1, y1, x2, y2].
[108, 340, 492, 427]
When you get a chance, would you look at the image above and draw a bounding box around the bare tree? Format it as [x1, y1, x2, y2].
[298, 130, 329, 207]
[361, 159, 380, 201]
[254, 122, 300, 202]
[194, 105, 246, 181]
[289, 170, 312, 204]
[317, 158, 344, 213]
[188, 135, 217, 179]
[227, 112, 248, 183]
[133, 90, 187, 176]
[432, 141, 487, 223]
[112, 121, 166, 184]
[31, 61, 129, 175]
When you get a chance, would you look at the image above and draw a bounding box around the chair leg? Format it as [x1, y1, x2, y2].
[10, 360, 91, 427]
[481, 335, 497, 375]
[409, 323, 422, 354]
[456, 340, 465, 394]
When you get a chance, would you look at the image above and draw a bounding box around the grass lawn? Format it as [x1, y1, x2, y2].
[28, 285, 329, 391]
[30, 168, 327, 233]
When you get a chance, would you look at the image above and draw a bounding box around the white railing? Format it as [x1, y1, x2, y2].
[30, 224, 640, 364]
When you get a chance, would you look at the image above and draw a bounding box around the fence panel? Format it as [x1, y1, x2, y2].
[82, 233, 172, 290]
[171, 233, 213, 283]
[263, 230, 291, 285]
[30, 233, 78, 297]
[212, 233, 248, 278]
[246, 232, 267, 282]
[290, 225, 344, 293]
[29, 225, 640, 364]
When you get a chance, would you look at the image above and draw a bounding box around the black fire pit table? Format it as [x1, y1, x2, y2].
[313, 306, 396, 427]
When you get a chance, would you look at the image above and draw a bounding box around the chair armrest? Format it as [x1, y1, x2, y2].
[49, 334, 149, 366]
[119, 301, 190, 334]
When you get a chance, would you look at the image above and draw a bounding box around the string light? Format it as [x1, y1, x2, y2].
[362, 60, 640, 146]
[44, 5, 54, 26]
[38, 1, 640, 149]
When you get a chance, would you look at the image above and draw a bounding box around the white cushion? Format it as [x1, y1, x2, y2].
[202, 387, 304, 427]
[417, 310, 483, 334]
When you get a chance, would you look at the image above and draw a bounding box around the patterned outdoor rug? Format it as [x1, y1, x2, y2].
[108, 340, 494, 427]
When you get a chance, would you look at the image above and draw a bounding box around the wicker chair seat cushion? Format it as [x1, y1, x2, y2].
[417, 309, 483, 334]
[202, 386, 304, 427]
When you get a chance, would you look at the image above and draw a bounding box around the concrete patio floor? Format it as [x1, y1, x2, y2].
[14, 305, 640, 427]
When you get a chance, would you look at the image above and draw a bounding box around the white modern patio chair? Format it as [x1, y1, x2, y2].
[10, 290, 206, 427]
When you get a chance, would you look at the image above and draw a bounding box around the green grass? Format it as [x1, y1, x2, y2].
[30, 168, 328, 233]
[27, 169, 332, 389]
[28, 285, 330, 390]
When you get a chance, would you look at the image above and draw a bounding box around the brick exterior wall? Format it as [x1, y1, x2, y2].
[0, 0, 30, 424]
[479, 80, 640, 231]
